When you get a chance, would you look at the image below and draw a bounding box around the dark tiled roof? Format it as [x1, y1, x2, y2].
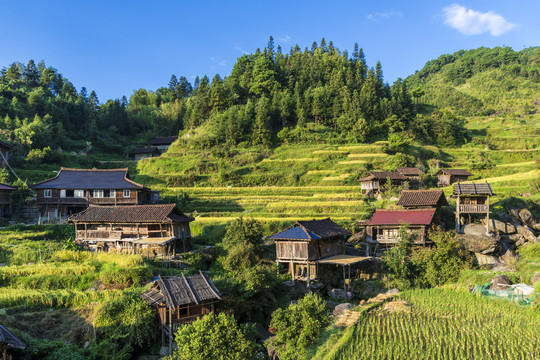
[397, 190, 449, 207]
[0, 183, 16, 191]
[68, 204, 194, 223]
[269, 218, 351, 241]
[368, 209, 436, 225]
[397, 167, 423, 176]
[129, 146, 159, 155]
[358, 171, 407, 181]
[436, 169, 473, 176]
[31, 168, 146, 190]
[453, 183, 494, 196]
[145, 136, 178, 146]
[0, 325, 26, 349]
[140, 271, 221, 309]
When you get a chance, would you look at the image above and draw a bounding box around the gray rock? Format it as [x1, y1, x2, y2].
[518, 208, 538, 229]
[460, 234, 500, 255]
[490, 275, 512, 291]
[328, 288, 347, 300]
[531, 272, 540, 287]
[485, 219, 516, 234]
[516, 225, 537, 243]
[475, 253, 499, 266]
[386, 288, 400, 295]
[507, 233, 524, 243]
[325, 301, 339, 311]
[463, 223, 490, 237]
[333, 303, 353, 316]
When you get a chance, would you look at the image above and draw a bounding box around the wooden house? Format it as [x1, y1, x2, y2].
[453, 183, 494, 234]
[127, 146, 160, 160]
[31, 167, 153, 218]
[69, 204, 194, 256]
[0, 325, 25, 360]
[397, 189, 448, 224]
[0, 141, 10, 168]
[436, 169, 472, 187]
[365, 209, 436, 256]
[358, 171, 408, 196]
[0, 183, 15, 219]
[396, 167, 423, 181]
[140, 272, 221, 355]
[145, 136, 178, 153]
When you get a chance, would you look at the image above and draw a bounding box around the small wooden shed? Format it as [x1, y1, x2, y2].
[140, 272, 221, 355]
[436, 169, 472, 187]
[358, 171, 408, 196]
[453, 182, 494, 234]
[0, 325, 25, 360]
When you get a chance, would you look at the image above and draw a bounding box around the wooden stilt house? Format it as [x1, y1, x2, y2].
[453, 183, 494, 234]
[140, 272, 221, 355]
[436, 169, 472, 187]
[397, 189, 449, 224]
[69, 204, 194, 257]
[0, 325, 25, 360]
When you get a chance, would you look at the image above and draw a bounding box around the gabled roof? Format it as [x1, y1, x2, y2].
[0, 325, 26, 350]
[397, 190, 449, 207]
[397, 167, 423, 176]
[68, 204, 194, 223]
[368, 209, 436, 226]
[269, 218, 351, 241]
[358, 171, 408, 182]
[145, 136, 178, 146]
[31, 167, 147, 190]
[453, 183, 494, 196]
[129, 146, 159, 155]
[436, 168, 473, 176]
[0, 183, 16, 191]
[140, 271, 221, 309]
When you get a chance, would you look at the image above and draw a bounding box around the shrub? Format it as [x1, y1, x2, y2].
[171, 313, 259, 360]
[267, 293, 330, 360]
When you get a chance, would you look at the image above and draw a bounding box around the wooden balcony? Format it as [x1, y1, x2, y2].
[76, 230, 123, 240]
[459, 204, 488, 213]
[370, 235, 426, 244]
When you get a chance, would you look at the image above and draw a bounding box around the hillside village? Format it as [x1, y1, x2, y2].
[0, 44, 539, 360]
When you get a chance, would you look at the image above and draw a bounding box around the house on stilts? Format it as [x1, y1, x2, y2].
[0, 325, 25, 360]
[140, 271, 221, 355]
[453, 182, 494, 235]
[68, 204, 194, 257]
[269, 218, 369, 292]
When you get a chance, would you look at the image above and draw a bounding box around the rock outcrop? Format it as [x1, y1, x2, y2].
[490, 274, 512, 291]
[460, 234, 500, 255]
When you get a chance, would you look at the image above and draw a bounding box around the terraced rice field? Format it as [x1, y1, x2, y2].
[313, 288, 540, 360]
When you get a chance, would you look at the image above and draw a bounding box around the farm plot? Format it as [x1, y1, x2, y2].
[321, 288, 540, 360]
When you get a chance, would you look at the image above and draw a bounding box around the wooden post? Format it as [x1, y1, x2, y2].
[455, 195, 461, 233]
[486, 195, 490, 235]
[342, 266, 346, 293]
[306, 261, 310, 290]
[169, 307, 173, 355]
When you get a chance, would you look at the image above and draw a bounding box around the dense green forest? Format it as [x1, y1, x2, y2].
[1, 40, 539, 169]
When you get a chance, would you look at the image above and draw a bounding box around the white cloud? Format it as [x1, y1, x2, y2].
[367, 10, 403, 21]
[234, 45, 249, 55]
[210, 57, 226, 67]
[277, 35, 291, 43]
[442, 4, 515, 36]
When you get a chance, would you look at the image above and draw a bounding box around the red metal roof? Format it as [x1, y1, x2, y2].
[368, 209, 436, 225]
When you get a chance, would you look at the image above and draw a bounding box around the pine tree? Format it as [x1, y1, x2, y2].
[251, 97, 272, 147]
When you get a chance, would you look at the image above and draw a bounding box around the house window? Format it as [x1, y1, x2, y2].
[60, 189, 66, 198]
[104, 190, 116, 198]
[123, 190, 130, 198]
[93, 190, 104, 198]
[74, 190, 85, 198]
[44, 189, 52, 198]
[109, 190, 116, 198]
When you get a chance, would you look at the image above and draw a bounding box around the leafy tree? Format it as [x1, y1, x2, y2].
[267, 293, 330, 360]
[411, 230, 474, 287]
[382, 225, 416, 289]
[170, 313, 259, 360]
[251, 97, 272, 147]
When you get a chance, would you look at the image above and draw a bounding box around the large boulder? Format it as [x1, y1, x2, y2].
[460, 234, 500, 255]
[485, 219, 516, 234]
[333, 303, 353, 316]
[498, 237, 517, 264]
[531, 272, 540, 287]
[518, 208, 538, 229]
[490, 275, 512, 291]
[516, 225, 537, 243]
[463, 223, 489, 237]
[474, 253, 499, 266]
[328, 288, 347, 300]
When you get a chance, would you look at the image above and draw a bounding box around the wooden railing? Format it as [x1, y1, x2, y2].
[76, 230, 123, 239]
[459, 204, 488, 213]
[374, 235, 426, 244]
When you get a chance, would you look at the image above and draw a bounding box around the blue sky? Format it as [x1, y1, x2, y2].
[1, 0, 538, 101]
